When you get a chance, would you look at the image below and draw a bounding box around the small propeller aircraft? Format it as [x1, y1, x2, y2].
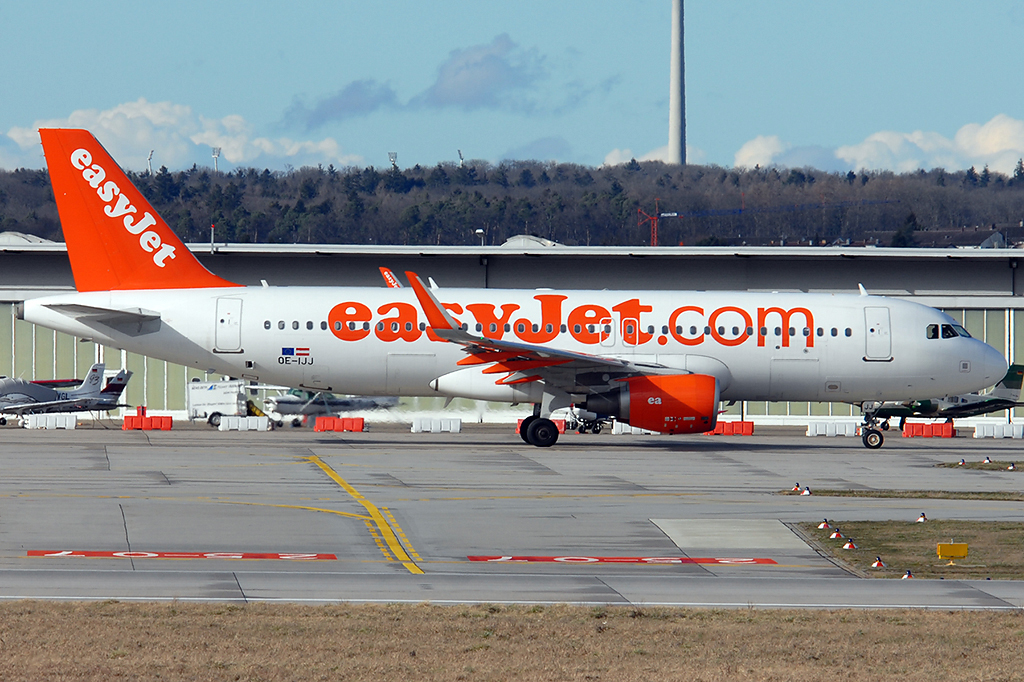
[0, 363, 132, 424]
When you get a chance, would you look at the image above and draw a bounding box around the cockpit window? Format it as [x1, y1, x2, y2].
[926, 324, 938, 339]
[941, 323, 972, 339]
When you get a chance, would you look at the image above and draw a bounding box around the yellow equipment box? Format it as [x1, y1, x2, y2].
[937, 542, 968, 564]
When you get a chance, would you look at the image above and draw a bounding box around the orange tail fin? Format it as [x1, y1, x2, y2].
[40, 128, 240, 292]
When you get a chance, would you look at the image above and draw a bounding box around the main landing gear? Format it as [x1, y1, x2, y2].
[519, 415, 559, 447]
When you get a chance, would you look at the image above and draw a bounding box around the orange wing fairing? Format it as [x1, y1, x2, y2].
[480, 359, 571, 374]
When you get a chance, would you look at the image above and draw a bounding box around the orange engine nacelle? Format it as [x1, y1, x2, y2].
[581, 374, 719, 435]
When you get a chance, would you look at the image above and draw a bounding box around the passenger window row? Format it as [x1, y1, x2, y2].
[262, 318, 856, 340]
[264, 320, 329, 330]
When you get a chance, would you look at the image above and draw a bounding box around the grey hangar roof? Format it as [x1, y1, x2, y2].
[1, 240, 1021, 309]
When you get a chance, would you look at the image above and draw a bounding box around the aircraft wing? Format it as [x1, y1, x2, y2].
[934, 399, 1023, 419]
[0, 397, 116, 416]
[405, 271, 688, 394]
[31, 378, 85, 389]
[42, 303, 161, 336]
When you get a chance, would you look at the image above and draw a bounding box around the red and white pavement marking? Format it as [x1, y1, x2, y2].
[468, 556, 777, 565]
[28, 551, 337, 560]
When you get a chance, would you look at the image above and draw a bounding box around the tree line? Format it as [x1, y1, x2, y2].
[2, 157, 1024, 248]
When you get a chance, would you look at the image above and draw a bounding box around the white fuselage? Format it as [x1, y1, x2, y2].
[22, 286, 1007, 404]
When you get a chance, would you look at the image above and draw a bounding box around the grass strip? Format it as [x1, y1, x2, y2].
[936, 460, 1022, 471]
[798, 520, 1024, 579]
[2, 601, 1024, 680]
[779, 489, 1024, 501]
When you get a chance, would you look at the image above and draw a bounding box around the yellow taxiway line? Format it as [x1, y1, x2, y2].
[305, 455, 423, 575]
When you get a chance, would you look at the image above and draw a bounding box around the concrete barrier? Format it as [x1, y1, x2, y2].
[706, 420, 755, 436]
[973, 423, 1024, 439]
[24, 414, 76, 430]
[411, 417, 461, 434]
[122, 414, 172, 431]
[806, 422, 858, 437]
[515, 418, 566, 434]
[903, 422, 956, 438]
[314, 416, 365, 432]
[612, 421, 655, 435]
[219, 416, 271, 432]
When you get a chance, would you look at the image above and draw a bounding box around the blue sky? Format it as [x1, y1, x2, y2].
[2, 1, 1023, 174]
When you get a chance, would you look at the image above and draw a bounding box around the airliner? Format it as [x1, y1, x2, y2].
[18, 129, 1008, 448]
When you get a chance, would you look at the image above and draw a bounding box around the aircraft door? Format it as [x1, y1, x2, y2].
[864, 306, 892, 360]
[215, 298, 243, 352]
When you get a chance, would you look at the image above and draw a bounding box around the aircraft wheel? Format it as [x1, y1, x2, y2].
[526, 418, 559, 447]
[207, 412, 222, 427]
[577, 426, 588, 434]
[862, 428, 884, 449]
[0, 417, 6, 426]
[291, 418, 303, 428]
[519, 415, 537, 443]
[591, 423, 602, 435]
[880, 420, 890, 431]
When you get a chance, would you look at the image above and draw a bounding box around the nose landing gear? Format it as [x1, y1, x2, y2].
[860, 402, 887, 449]
[861, 427, 884, 449]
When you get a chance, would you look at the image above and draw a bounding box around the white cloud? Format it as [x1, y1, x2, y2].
[603, 144, 705, 167]
[739, 114, 1024, 174]
[5, 98, 364, 170]
[734, 135, 787, 169]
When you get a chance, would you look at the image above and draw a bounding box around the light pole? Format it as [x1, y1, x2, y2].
[475, 228, 485, 246]
[212, 147, 221, 172]
[147, 150, 154, 175]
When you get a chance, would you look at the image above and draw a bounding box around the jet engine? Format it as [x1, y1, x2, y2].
[581, 373, 719, 434]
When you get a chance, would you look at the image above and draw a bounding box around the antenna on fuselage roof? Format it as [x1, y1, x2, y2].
[858, 283, 869, 296]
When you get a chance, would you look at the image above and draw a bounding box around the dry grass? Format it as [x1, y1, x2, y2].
[1, 601, 1024, 680]
[780, 489, 1024, 501]
[936, 460, 1023, 471]
[800, 520, 1024, 579]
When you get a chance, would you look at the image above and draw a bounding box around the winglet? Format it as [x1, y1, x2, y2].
[405, 271, 460, 332]
[379, 267, 403, 288]
[858, 283, 868, 296]
[40, 128, 240, 292]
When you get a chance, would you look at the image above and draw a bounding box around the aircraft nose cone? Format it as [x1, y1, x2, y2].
[981, 343, 1008, 383]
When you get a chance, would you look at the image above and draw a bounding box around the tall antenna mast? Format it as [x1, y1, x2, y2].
[668, 0, 686, 165]
[147, 150, 154, 175]
[212, 147, 221, 172]
[388, 152, 398, 169]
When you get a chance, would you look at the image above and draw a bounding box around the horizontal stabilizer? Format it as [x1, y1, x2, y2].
[43, 303, 161, 336]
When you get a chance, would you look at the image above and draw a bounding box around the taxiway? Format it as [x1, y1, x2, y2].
[1, 424, 1023, 608]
